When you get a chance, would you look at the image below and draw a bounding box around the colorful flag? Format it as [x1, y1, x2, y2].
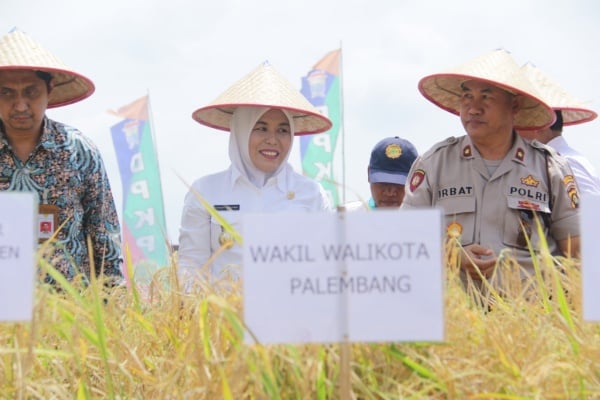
[300, 49, 342, 207]
[109, 96, 169, 285]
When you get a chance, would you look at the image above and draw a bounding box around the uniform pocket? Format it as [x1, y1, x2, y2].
[439, 196, 476, 245]
[503, 197, 550, 251]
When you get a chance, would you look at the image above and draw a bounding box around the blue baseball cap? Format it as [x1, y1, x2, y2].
[368, 137, 418, 185]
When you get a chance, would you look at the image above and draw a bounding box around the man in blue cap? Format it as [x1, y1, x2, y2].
[367, 136, 419, 208]
[338, 136, 418, 211]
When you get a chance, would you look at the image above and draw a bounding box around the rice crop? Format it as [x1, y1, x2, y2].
[1, 233, 599, 399]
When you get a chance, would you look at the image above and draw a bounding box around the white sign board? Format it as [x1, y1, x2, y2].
[243, 209, 444, 344]
[581, 193, 600, 321]
[0, 192, 36, 321]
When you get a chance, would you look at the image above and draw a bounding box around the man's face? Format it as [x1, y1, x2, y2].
[370, 182, 406, 208]
[0, 69, 50, 136]
[459, 80, 519, 140]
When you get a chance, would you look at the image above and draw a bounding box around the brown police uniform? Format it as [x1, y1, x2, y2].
[401, 133, 580, 278]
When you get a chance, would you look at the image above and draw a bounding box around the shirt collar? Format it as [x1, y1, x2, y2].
[0, 116, 57, 150]
[461, 132, 529, 165]
[230, 163, 290, 193]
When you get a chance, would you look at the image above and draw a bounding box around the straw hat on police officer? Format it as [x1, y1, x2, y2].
[192, 61, 332, 135]
[418, 49, 555, 131]
[0, 28, 94, 107]
[520, 62, 597, 126]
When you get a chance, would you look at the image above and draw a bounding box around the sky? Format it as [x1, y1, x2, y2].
[4, 0, 600, 244]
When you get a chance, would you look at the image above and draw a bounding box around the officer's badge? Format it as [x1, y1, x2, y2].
[517, 200, 540, 211]
[515, 148, 525, 162]
[218, 226, 234, 249]
[385, 143, 402, 159]
[447, 222, 462, 238]
[409, 169, 425, 192]
[287, 191, 295, 200]
[462, 145, 472, 157]
[520, 175, 539, 187]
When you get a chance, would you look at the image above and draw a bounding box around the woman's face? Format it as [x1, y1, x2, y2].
[248, 109, 292, 173]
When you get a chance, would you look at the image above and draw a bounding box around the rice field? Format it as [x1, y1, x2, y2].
[1, 236, 599, 399]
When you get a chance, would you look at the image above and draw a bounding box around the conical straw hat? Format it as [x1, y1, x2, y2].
[418, 49, 555, 130]
[0, 28, 94, 108]
[521, 62, 597, 126]
[192, 61, 332, 135]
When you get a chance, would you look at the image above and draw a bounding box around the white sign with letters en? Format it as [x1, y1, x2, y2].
[0, 192, 36, 321]
[581, 193, 600, 321]
[243, 209, 444, 344]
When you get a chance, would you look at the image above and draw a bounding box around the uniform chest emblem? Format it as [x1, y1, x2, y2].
[409, 169, 425, 192]
[447, 222, 462, 238]
[517, 200, 540, 211]
[520, 175, 539, 187]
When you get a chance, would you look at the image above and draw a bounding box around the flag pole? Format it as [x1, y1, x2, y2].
[145, 92, 171, 252]
[338, 43, 347, 205]
[337, 41, 351, 400]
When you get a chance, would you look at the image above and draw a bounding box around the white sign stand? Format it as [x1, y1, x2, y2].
[581, 193, 600, 321]
[243, 209, 445, 344]
[0, 192, 36, 322]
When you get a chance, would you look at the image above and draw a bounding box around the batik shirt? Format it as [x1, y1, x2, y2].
[0, 117, 123, 282]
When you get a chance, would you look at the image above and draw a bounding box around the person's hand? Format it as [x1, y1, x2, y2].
[461, 244, 496, 278]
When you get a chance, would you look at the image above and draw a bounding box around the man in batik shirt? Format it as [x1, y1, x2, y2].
[0, 29, 123, 283]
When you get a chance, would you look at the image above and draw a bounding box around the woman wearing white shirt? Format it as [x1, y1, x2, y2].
[178, 62, 332, 283]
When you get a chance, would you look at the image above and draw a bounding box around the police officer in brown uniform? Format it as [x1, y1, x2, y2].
[401, 49, 580, 289]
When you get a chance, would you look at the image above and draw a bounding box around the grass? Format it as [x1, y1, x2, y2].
[0, 234, 599, 399]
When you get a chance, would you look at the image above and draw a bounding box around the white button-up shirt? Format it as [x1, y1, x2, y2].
[547, 136, 600, 195]
[178, 163, 331, 280]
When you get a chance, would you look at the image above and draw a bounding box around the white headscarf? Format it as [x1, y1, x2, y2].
[229, 107, 294, 188]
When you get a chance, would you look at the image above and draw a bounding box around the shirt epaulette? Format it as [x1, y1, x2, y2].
[530, 138, 573, 173]
[529, 139, 559, 157]
[420, 136, 459, 161]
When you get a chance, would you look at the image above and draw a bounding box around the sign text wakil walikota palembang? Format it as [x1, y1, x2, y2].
[243, 209, 444, 345]
[249, 240, 428, 296]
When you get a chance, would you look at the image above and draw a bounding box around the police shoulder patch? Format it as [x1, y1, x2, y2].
[409, 169, 426, 192]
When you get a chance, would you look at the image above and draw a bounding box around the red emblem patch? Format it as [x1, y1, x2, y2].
[515, 148, 525, 162]
[409, 169, 426, 192]
[462, 145, 472, 157]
